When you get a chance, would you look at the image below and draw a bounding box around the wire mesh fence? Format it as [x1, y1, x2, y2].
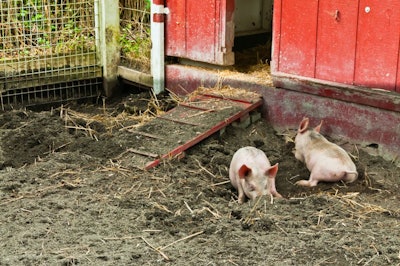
[0, 0, 102, 109]
[119, 0, 151, 74]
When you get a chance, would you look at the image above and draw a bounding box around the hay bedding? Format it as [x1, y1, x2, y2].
[0, 89, 399, 265]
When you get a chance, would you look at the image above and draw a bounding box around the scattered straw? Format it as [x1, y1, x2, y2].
[195, 158, 216, 178]
[141, 237, 170, 261]
[0, 196, 24, 206]
[102, 236, 141, 241]
[50, 170, 81, 179]
[166, 88, 184, 104]
[184, 201, 193, 214]
[183, 200, 221, 219]
[152, 202, 173, 213]
[97, 160, 134, 178]
[0, 180, 83, 204]
[333, 192, 391, 215]
[278, 129, 296, 144]
[243, 196, 263, 225]
[274, 222, 289, 236]
[218, 64, 273, 86]
[209, 180, 230, 187]
[202, 200, 221, 218]
[59, 102, 159, 139]
[158, 231, 204, 251]
[193, 85, 261, 101]
[44, 141, 72, 154]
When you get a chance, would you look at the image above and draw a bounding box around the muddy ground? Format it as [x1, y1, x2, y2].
[0, 88, 399, 265]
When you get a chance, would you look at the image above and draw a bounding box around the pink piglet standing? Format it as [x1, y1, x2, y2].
[229, 146, 282, 204]
[294, 117, 358, 187]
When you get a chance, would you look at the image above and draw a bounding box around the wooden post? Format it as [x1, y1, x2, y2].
[99, 0, 120, 97]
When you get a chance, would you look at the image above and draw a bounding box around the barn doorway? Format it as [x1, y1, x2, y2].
[233, 0, 273, 71]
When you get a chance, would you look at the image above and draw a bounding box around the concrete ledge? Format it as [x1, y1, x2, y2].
[272, 72, 400, 113]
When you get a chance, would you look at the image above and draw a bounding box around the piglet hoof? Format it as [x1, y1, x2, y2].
[272, 191, 283, 198]
[295, 180, 316, 187]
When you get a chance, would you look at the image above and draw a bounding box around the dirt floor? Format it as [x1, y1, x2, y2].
[0, 88, 399, 265]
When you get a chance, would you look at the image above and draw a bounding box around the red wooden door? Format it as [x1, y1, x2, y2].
[354, 0, 400, 91]
[165, 0, 234, 65]
[315, 0, 358, 84]
[273, 0, 318, 77]
[398, 50, 400, 92]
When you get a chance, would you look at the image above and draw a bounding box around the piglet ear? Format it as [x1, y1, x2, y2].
[266, 163, 279, 178]
[238, 164, 251, 179]
[298, 117, 309, 133]
[314, 120, 323, 133]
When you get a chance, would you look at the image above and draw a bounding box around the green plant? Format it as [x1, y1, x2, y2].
[145, 0, 151, 11]
[2, 0, 96, 57]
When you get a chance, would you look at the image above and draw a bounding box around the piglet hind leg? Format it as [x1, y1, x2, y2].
[295, 175, 319, 187]
[343, 171, 358, 184]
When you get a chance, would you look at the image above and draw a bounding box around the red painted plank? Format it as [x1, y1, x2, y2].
[354, 0, 400, 91]
[316, 0, 358, 84]
[144, 96, 263, 169]
[278, 0, 318, 77]
[198, 93, 258, 105]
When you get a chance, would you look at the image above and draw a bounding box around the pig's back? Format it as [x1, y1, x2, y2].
[307, 140, 356, 171]
[230, 146, 269, 171]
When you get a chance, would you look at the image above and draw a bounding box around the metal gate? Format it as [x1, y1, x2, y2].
[0, 0, 102, 109]
[119, 0, 151, 74]
[117, 0, 152, 89]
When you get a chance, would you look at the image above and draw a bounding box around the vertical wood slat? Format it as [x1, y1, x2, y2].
[277, 0, 318, 77]
[315, 0, 358, 84]
[354, 0, 400, 91]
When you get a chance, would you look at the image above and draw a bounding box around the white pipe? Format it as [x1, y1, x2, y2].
[151, 1, 169, 94]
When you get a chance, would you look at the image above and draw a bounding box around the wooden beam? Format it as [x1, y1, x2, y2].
[118, 66, 153, 88]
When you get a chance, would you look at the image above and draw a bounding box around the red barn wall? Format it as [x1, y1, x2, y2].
[272, 0, 400, 92]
